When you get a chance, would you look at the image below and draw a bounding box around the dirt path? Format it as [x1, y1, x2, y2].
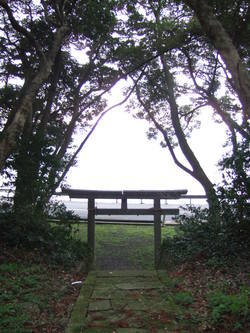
[94, 225, 154, 270]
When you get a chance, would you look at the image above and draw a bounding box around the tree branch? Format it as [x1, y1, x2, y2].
[182, 49, 250, 140]
[134, 84, 194, 178]
[52, 70, 145, 192]
[208, 96, 250, 140]
[183, 0, 250, 120]
[0, 0, 44, 59]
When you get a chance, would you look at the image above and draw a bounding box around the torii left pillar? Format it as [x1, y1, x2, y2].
[87, 198, 95, 268]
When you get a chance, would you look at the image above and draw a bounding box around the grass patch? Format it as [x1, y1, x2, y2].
[0, 262, 48, 333]
[160, 261, 250, 332]
[74, 223, 176, 270]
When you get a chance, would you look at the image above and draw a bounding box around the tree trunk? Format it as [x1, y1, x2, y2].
[160, 56, 220, 216]
[184, 0, 250, 121]
[0, 26, 68, 172]
[13, 51, 64, 215]
[13, 117, 40, 213]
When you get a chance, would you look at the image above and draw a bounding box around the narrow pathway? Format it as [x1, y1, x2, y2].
[94, 225, 155, 270]
[65, 270, 196, 333]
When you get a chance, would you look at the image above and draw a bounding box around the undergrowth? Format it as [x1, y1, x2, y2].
[0, 251, 86, 333]
[0, 200, 89, 268]
[0, 200, 88, 332]
[160, 205, 250, 268]
[207, 288, 250, 331]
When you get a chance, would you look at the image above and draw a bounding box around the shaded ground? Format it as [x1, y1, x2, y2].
[70, 224, 250, 333]
[66, 268, 250, 333]
[1, 225, 249, 332]
[0, 241, 87, 333]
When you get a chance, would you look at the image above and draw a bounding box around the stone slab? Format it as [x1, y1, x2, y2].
[116, 282, 163, 290]
[91, 287, 113, 299]
[66, 270, 196, 333]
[116, 329, 148, 333]
[95, 276, 160, 287]
[95, 270, 157, 278]
[88, 299, 112, 311]
[85, 309, 127, 327]
[125, 301, 149, 311]
[83, 329, 113, 333]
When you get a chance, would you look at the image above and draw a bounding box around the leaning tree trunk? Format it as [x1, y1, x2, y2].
[0, 26, 68, 172]
[183, 0, 250, 122]
[160, 56, 220, 218]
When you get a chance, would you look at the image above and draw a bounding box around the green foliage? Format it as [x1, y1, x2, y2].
[161, 138, 249, 268]
[49, 223, 89, 267]
[0, 0, 122, 217]
[161, 207, 214, 265]
[217, 139, 249, 223]
[67, 0, 117, 41]
[47, 200, 80, 222]
[207, 289, 249, 328]
[174, 291, 194, 305]
[0, 263, 44, 333]
[160, 203, 250, 268]
[0, 200, 88, 268]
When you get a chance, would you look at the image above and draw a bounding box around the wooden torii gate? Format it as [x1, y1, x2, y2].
[62, 188, 188, 268]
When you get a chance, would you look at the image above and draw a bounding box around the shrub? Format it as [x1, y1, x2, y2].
[160, 205, 250, 267]
[0, 200, 88, 268]
[160, 138, 249, 268]
[207, 288, 249, 329]
[174, 291, 194, 305]
[217, 139, 249, 224]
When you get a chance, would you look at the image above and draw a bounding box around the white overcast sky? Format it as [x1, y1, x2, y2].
[66, 85, 227, 195]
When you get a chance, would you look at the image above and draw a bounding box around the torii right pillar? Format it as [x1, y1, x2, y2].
[154, 197, 161, 268]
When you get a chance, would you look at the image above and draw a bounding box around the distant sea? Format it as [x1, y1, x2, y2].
[56, 197, 208, 223]
[0, 190, 208, 223]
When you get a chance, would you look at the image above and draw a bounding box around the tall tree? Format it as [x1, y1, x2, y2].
[0, 1, 125, 213]
[182, 0, 250, 122]
[119, 0, 220, 212]
[120, 0, 249, 214]
[0, 0, 119, 171]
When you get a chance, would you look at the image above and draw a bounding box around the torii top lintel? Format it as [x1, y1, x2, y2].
[61, 188, 188, 200]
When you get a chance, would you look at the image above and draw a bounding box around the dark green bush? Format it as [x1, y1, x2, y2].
[0, 200, 88, 268]
[217, 139, 249, 224]
[160, 205, 250, 267]
[160, 139, 249, 268]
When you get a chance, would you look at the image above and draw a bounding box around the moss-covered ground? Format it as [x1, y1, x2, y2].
[69, 223, 249, 333]
[74, 223, 176, 270]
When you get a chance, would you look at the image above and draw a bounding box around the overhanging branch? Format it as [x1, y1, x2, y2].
[134, 84, 194, 178]
[52, 68, 147, 191]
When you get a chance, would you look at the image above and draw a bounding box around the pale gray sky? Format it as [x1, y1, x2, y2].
[67, 100, 227, 195]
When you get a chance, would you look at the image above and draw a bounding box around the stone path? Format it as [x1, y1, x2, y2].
[65, 270, 188, 333]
